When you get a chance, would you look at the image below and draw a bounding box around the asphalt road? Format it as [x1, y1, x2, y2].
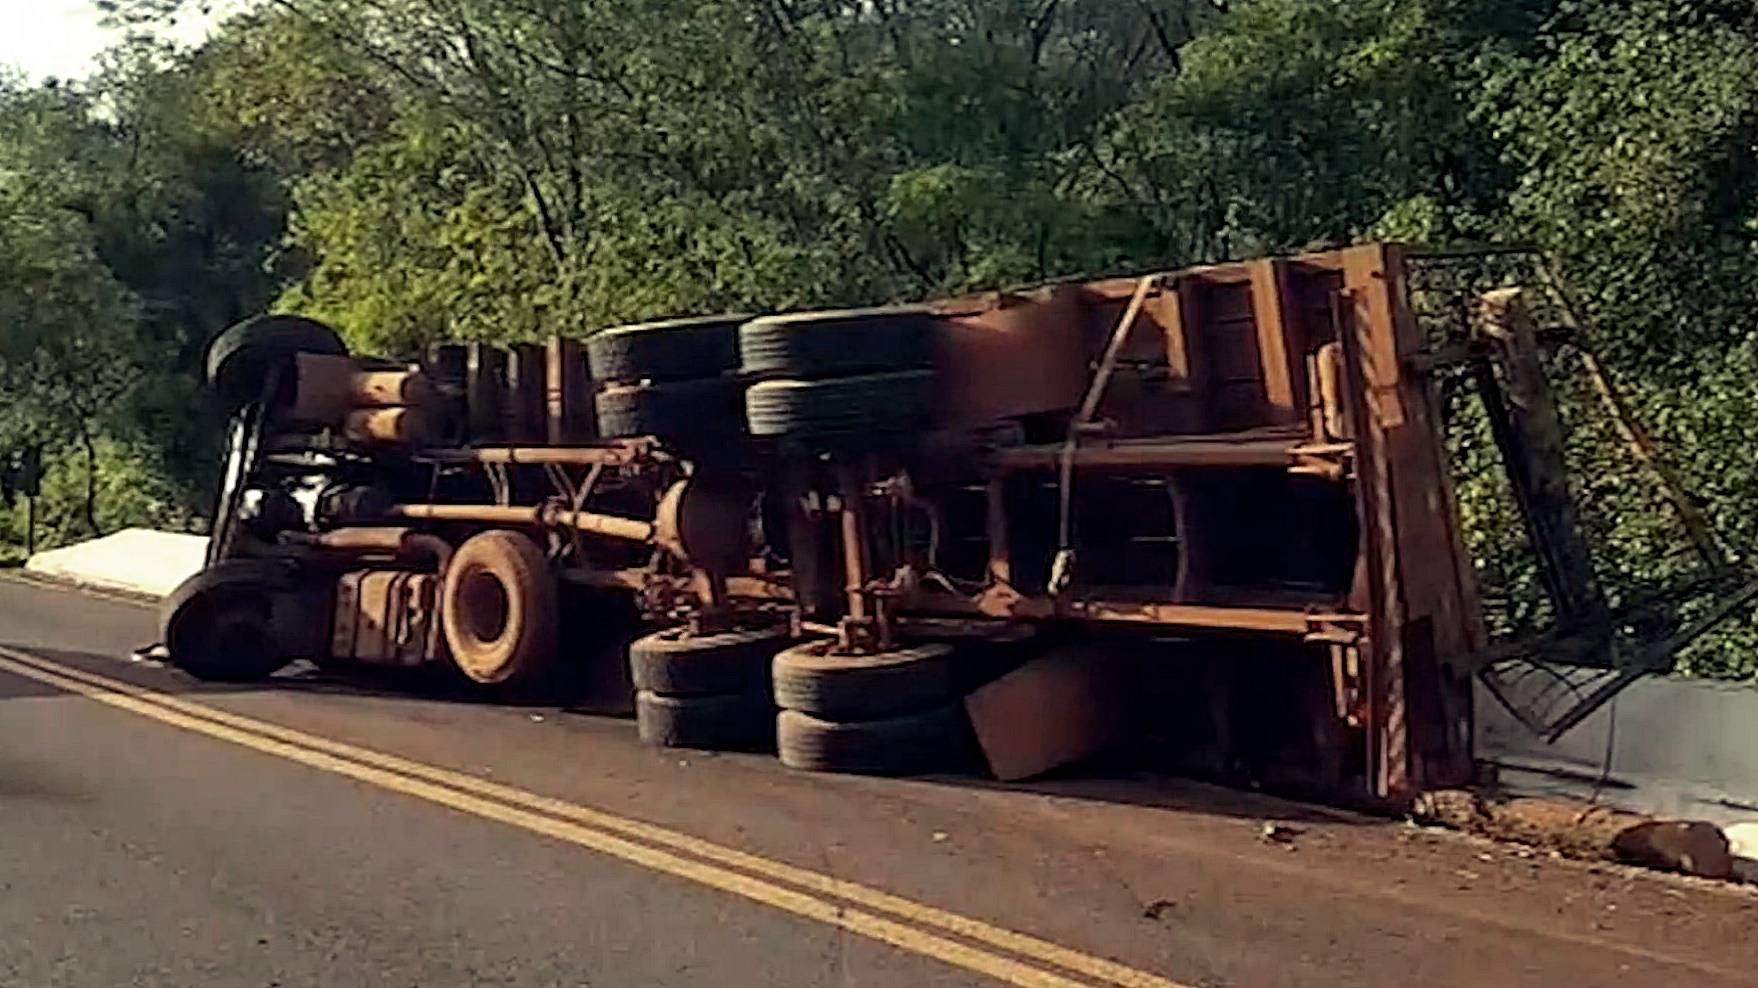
[3, 574, 1757, 988]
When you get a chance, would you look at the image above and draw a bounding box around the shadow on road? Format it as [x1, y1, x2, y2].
[1, 641, 1368, 826]
[0, 641, 636, 715]
[918, 762, 1374, 825]
[0, 643, 281, 701]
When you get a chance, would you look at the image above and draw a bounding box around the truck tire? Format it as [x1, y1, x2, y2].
[777, 706, 973, 775]
[772, 640, 959, 720]
[586, 315, 748, 384]
[636, 690, 776, 752]
[745, 371, 933, 442]
[739, 308, 935, 378]
[629, 626, 790, 696]
[205, 314, 348, 412]
[595, 377, 746, 443]
[162, 561, 297, 682]
[441, 530, 558, 685]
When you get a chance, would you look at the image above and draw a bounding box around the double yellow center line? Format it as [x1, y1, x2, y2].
[0, 645, 1188, 988]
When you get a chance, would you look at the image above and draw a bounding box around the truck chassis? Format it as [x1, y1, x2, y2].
[171, 243, 1492, 803]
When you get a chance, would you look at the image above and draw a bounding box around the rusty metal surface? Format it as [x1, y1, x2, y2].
[417, 441, 661, 467]
[331, 569, 442, 667]
[989, 432, 1320, 472]
[351, 368, 434, 408]
[343, 408, 433, 446]
[934, 285, 1088, 426]
[386, 501, 654, 542]
[466, 343, 507, 443]
[504, 343, 547, 444]
[287, 352, 357, 424]
[654, 478, 756, 575]
[245, 240, 1493, 803]
[545, 336, 595, 444]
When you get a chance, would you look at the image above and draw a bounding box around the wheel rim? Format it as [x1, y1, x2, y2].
[459, 570, 511, 644]
[449, 563, 524, 683]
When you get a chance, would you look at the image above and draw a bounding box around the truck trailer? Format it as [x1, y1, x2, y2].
[162, 242, 1583, 804]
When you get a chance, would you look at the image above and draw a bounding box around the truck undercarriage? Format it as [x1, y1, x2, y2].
[164, 241, 1739, 805]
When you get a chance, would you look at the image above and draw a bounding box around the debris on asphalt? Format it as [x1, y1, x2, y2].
[1142, 900, 1175, 921]
[1612, 821, 1732, 880]
[964, 648, 1123, 781]
[1413, 788, 1737, 880]
[1260, 821, 1302, 848]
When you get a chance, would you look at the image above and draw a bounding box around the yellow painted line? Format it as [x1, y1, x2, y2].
[0, 646, 1191, 988]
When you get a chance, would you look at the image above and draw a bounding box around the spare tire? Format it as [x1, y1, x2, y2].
[586, 315, 749, 384]
[629, 625, 791, 696]
[777, 706, 974, 775]
[739, 307, 935, 378]
[771, 641, 959, 720]
[205, 314, 348, 412]
[441, 530, 557, 685]
[595, 377, 747, 444]
[745, 371, 933, 443]
[636, 690, 776, 752]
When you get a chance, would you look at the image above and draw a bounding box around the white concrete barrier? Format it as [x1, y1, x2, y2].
[25, 529, 209, 599]
[1479, 675, 1758, 855]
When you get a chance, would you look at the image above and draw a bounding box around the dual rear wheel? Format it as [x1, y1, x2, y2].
[629, 626, 790, 752]
[771, 641, 979, 775]
[587, 308, 939, 450]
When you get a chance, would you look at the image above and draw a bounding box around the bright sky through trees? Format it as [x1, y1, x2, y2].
[0, 0, 233, 82]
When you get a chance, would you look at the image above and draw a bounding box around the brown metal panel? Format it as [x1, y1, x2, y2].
[937, 287, 1088, 426]
[546, 336, 595, 444]
[1205, 324, 1267, 382]
[1093, 370, 1204, 437]
[1337, 278, 1406, 799]
[330, 570, 439, 667]
[989, 433, 1309, 472]
[1292, 266, 1344, 346]
[1248, 258, 1305, 426]
[1341, 246, 1408, 429]
[1159, 277, 1195, 386]
[1212, 381, 1267, 430]
[505, 343, 547, 444]
[1337, 244, 1482, 794]
[1205, 282, 1256, 321]
[331, 571, 363, 659]
[466, 344, 507, 443]
[342, 408, 433, 446]
[985, 479, 1013, 586]
[1178, 276, 1212, 431]
[1187, 280, 1270, 431]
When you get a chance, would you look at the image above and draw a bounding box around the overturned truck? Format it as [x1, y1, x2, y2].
[168, 242, 1563, 804]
